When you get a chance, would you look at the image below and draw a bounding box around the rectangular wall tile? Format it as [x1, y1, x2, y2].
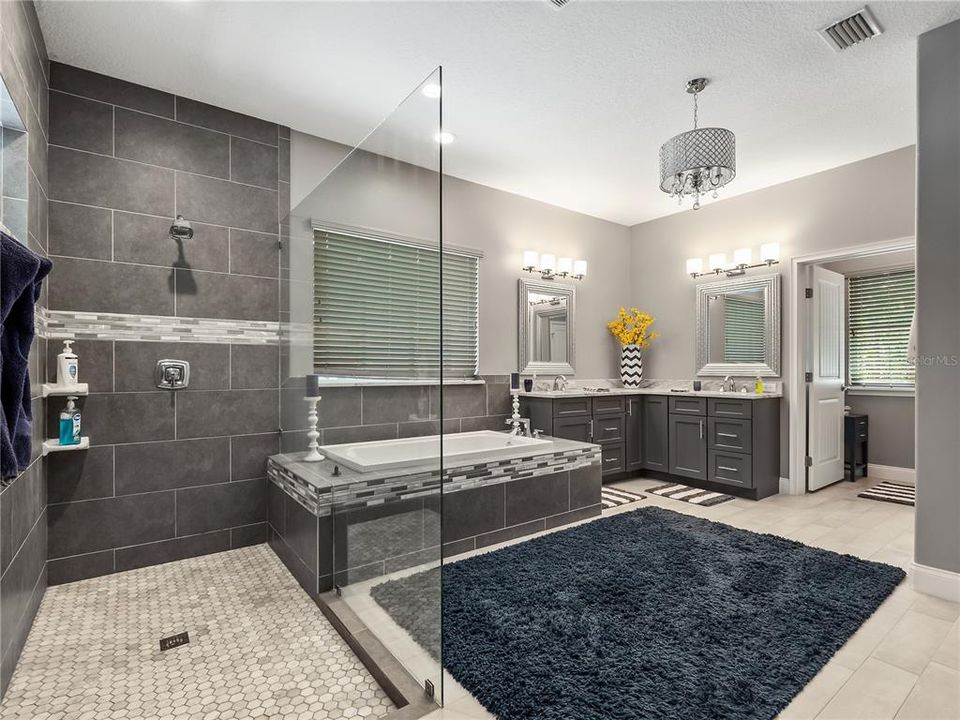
[279, 138, 290, 182]
[442, 483, 505, 543]
[569, 465, 602, 510]
[231, 523, 267, 549]
[175, 269, 277, 321]
[115, 438, 230, 495]
[47, 550, 115, 586]
[176, 390, 278, 438]
[229, 229, 278, 277]
[362, 386, 432, 425]
[48, 257, 174, 315]
[47, 445, 114, 504]
[45, 339, 113, 393]
[505, 472, 569, 527]
[114, 341, 229, 392]
[115, 531, 231, 573]
[0, 462, 44, 574]
[175, 172, 277, 233]
[49, 146, 174, 216]
[48, 492, 175, 558]
[230, 344, 278, 389]
[268, 480, 285, 533]
[324, 423, 398, 445]
[46, 392, 176, 446]
[432, 384, 487, 419]
[175, 478, 266, 535]
[50, 62, 174, 118]
[48, 201, 112, 260]
[175, 97, 276, 145]
[49, 91, 113, 154]
[0, 516, 45, 659]
[231, 433, 279, 481]
[113, 211, 229, 272]
[115, 108, 229, 178]
[283, 493, 318, 571]
[230, 136, 278, 188]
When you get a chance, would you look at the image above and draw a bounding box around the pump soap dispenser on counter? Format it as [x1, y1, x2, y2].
[42, 339, 89, 397]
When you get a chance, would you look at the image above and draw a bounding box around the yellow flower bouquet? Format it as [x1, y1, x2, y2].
[608, 307, 659, 348]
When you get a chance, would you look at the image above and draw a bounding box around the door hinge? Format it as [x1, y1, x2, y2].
[804, 456, 813, 467]
[805, 372, 813, 382]
[424, 679, 435, 699]
[805, 288, 813, 299]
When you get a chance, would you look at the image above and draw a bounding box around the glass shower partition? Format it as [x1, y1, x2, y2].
[280, 68, 444, 706]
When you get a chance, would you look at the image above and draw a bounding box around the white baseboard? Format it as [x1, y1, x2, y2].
[779, 477, 794, 495]
[868, 464, 916, 486]
[912, 562, 960, 602]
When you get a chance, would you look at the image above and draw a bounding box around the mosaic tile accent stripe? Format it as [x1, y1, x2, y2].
[38, 309, 281, 345]
[268, 445, 602, 518]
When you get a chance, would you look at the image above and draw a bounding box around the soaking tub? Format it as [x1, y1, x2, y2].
[320, 429, 552, 473]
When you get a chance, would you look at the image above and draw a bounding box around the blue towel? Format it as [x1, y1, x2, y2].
[1, 231, 51, 479]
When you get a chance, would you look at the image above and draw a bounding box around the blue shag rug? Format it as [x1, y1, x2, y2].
[371, 506, 905, 720]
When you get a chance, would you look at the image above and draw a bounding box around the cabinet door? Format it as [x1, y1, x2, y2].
[625, 397, 644, 471]
[669, 414, 708, 481]
[553, 415, 593, 443]
[642, 396, 669, 471]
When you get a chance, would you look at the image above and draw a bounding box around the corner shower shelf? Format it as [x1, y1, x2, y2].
[41, 383, 89, 398]
[42, 437, 90, 456]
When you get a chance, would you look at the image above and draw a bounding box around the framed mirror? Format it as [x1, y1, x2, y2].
[518, 278, 575, 375]
[696, 273, 780, 376]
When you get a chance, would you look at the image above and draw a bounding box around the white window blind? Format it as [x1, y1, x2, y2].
[723, 296, 765, 363]
[313, 228, 479, 380]
[847, 269, 915, 387]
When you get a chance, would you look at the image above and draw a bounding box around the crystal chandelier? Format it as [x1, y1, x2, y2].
[659, 78, 736, 210]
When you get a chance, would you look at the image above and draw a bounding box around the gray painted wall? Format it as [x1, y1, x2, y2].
[845, 395, 915, 469]
[44, 64, 288, 586]
[915, 19, 960, 576]
[0, 0, 49, 697]
[629, 146, 917, 477]
[291, 131, 634, 379]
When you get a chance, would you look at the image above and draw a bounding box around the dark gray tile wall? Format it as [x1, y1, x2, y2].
[45, 62, 288, 587]
[0, 0, 49, 697]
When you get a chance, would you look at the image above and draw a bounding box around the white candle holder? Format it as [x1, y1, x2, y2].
[303, 396, 324, 462]
[510, 392, 521, 435]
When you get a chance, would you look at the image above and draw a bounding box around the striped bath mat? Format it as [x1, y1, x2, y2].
[646, 483, 735, 506]
[858, 481, 915, 507]
[601, 487, 646, 509]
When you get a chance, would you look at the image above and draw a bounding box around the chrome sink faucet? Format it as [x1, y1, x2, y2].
[554, 375, 568, 391]
[722, 375, 736, 392]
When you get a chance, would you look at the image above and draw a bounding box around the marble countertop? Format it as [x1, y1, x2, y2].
[518, 378, 782, 399]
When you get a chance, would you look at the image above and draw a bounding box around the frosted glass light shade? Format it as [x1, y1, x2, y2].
[540, 254, 556, 272]
[760, 243, 780, 263]
[573, 260, 587, 277]
[557, 257, 573, 275]
[708, 253, 727, 271]
[522, 250, 539, 269]
[686, 258, 703, 275]
[733, 248, 752, 267]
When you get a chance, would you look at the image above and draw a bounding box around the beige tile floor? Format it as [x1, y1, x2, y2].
[0, 544, 394, 720]
[359, 475, 956, 720]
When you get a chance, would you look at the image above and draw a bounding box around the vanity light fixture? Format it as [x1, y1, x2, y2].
[686, 242, 780, 278]
[522, 250, 586, 280]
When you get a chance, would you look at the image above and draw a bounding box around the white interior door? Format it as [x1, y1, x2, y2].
[807, 266, 846, 491]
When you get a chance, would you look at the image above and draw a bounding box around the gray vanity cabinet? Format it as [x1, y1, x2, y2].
[640, 396, 668, 472]
[668, 414, 708, 481]
[625, 398, 644, 472]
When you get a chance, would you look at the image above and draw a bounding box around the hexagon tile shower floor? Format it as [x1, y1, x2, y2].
[0, 545, 393, 720]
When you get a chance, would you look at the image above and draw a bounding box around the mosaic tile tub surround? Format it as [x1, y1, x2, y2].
[267, 437, 602, 595]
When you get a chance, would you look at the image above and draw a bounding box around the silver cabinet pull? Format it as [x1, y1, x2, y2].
[718, 432, 737, 438]
[605, 426, 618, 432]
[699, 420, 704, 439]
[718, 465, 738, 472]
[589, 419, 594, 440]
[627, 400, 633, 416]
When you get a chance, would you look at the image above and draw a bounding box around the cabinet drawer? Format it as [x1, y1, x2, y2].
[553, 396, 591, 418]
[708, 450, 754, 489]
[708, 418, 753, 453]
[708, 397, 753, 419]
[594, 416, 624, 444]
[593, 395, 626, 415]
[553, 415, 593, 443]
[669, 396, 706, 416]
[601, 443, 625, 474]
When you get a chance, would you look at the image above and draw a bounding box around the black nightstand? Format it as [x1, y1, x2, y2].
[844, 413, 868, 481]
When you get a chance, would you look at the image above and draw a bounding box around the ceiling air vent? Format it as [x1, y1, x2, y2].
[819, 6, 883, 51]
[547, 0, 574, 8]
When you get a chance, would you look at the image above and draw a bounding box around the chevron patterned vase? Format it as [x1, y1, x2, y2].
[620, 344, 643, 387]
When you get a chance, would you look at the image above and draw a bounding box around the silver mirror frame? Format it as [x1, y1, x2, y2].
[518, 278, 576, 376]
[696, 273, 780, 377]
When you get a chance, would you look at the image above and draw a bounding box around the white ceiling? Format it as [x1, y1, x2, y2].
[36, 1, 960, 227]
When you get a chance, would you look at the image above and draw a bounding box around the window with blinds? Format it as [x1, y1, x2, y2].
[723, 295, 765, 363]
[847, 269, 915, 388]
[313, 228, 479, 380]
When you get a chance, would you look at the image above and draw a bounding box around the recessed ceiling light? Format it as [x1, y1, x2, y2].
[421, 83, 442, 99]
[434, 131, 455, 145]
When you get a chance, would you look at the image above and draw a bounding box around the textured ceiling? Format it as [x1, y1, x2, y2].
[36, 1, 960, 226]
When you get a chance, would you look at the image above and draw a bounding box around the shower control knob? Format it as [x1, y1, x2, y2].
[156, 359, 190, 390]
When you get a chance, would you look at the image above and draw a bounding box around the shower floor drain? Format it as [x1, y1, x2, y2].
[159, 632, 189, 651]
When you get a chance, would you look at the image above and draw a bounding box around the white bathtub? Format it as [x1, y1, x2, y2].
[320, 430, 552, 473]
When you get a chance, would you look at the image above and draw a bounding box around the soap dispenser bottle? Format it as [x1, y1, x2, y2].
[755, 376, 764, 394]
[56, 340, 79, 386]
[59, 396, 81, 446]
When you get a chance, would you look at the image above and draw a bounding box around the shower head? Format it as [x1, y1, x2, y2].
[170, 215, 194, 241]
